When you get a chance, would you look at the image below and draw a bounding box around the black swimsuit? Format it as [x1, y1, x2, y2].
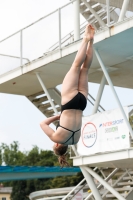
[56, 92, 87, 144]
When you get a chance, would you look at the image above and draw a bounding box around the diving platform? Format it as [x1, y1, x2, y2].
[72, 148, 133, 169]
[0, 166, 80, 181]
[0, 17, 133, 120]
[0, 17, 133, 96]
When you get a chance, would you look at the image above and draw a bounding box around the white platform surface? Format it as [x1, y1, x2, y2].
[72, 148, 133, 169]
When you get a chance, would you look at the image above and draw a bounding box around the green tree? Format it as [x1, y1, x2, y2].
[0, 141, 82, 200]
[1, 141, 26, 165]
[0, 147, 2, 165]
[24, 147, 57, 166]
[10, 181, 29, 200]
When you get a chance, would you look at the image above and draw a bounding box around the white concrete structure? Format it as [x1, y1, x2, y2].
[0, 0, 133, 199]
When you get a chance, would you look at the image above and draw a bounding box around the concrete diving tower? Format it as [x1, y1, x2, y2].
[0, 0, 133, 199]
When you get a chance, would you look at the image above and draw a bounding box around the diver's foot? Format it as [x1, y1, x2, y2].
[84, 24, 95, 41]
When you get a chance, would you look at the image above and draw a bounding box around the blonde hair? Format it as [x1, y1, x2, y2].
[53, 144, 69, 168]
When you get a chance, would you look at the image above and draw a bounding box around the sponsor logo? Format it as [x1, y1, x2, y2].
[107, 136, 120, 141]
[105, 126, 118, 133]
[122, 135, 126, 139]
[99, 119, 124, 127]
[82, 122, 97, 148]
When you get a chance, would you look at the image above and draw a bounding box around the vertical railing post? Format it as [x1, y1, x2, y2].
[20, 30, 23, 66]
[58, 8, 61, 50]
[73, 0, 80, 41]
[118, 0, 130, 22]
[106, 0, 110, 26]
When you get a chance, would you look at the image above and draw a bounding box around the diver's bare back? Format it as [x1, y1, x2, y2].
[52, 109, 82, 145]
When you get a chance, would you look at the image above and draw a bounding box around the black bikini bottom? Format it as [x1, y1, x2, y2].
[61, 92, 87, 112]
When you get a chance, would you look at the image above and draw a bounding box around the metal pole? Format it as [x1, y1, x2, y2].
[20, 30, 23, 66]
[58, 8, 61, 50]
[85, 168, 119, 200]
[106, 0, 110, 26]
[118, 0, 130, 22]
[95, 49, 133, 139]
[62, 178, 86, 200]
[80, 167, 102, 200]
[35, 73, 58, 115]
[73, 0, 80, 41]
[71, 145, 79, 156]
[92, 75, 106, 114]
[84, 167, 126, 200]
[71, 147, 102, 199]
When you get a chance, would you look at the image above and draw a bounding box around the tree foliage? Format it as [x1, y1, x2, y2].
[1, 142, 26, 165]
[0, 141, 83, 200]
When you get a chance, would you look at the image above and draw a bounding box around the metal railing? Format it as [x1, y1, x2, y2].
[0, 0, 132, 76]
[47, 21, 87, 52]
[0, 0, 77, 74]
[87, 93, 105, 112]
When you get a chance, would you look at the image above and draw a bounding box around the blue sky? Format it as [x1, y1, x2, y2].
[0, 0, 133, 151]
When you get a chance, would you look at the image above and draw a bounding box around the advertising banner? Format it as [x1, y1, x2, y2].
[77, 107, 130, 155]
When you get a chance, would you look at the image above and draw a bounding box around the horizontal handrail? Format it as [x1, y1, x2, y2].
[88, 93, 105, 111]
[48, 21, 87, 51]
[87, 97, 101, 112]
[0, 0, 77, 44]
[0, 54, 30, 62]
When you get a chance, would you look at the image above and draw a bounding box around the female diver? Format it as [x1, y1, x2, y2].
[40, 24, 95, 167]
